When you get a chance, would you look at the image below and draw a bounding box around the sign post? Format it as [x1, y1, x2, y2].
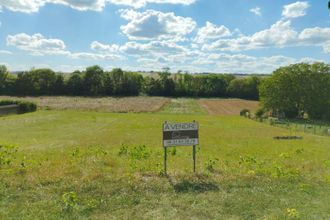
[162, 121, 199, 174]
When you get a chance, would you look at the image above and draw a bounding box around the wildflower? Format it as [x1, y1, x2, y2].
[287, 208, 299, 218]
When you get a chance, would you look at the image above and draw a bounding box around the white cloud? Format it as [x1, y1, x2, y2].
[0, 0, 104, 13]
[250, 7, 261, 16]
[324, 43, 330, 54]
[204, 20, 298, 51]
[282, 1, 309, 18]
[0, 0, 195, 13]
[119, 9, 196, 41]
[108, 0, 195, 8]
[132, 49, 321, 73]
[120, 41, 187, 57]
[69, 52, 121, 60]
[7, 33, 68, 55]
[209, 54, 305, 73]
[91, 41, 120, 53]
[298, 27, 330, 44]
[194, 22, 231, 43]
[6, 33, 122, 60]
[0, 50, 12, 55]
[0, 0, 45, 13]
[201, 20, 330, 53]
[49, 0, 105, 11]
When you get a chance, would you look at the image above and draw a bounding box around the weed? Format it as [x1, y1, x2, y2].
[86, 199, 98, 210]
[295, 148, 304, 154]
[62, 191, 79, 210]
[71, 148, 81, 159]
[323, 160, 330, 169]
[171, 147, 177, 156]
[272, 165, 301, 181]
[0, 144, 18, 167]
[279, 153, 290, 159]
[205, 158, 218, 172]
[156, 162, 166, 176]
[129, 145, 151, 160]
[118, 144, 129, 156]
[299, 183, 313, 193]
[239, 155, 266, 173]
[286, 208, 299, 218]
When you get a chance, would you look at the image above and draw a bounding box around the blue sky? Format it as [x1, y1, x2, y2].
[0, 0, 329, 73]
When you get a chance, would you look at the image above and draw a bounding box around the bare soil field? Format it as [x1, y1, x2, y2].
[199, 99, 260, 115]
[0, 96, 170, 113]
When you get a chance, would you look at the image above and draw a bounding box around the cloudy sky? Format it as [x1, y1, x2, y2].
[0, 0, 329, 73]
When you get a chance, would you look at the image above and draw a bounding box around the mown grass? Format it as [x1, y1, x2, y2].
[160, 98, 208, 115]
[0, 110, 329, 219]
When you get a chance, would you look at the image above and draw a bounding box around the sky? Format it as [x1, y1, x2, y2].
[0, 0, 329, 74]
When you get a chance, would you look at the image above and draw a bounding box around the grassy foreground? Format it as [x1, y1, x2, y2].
[0, 110, 329, 219]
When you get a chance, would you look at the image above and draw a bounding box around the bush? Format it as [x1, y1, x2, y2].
[17, 101, 37, 114]
[255, 108, 266, 119]
[0, 100, 16, 106]
[0, 100, 37, 114]
[240, 109, 250, 117]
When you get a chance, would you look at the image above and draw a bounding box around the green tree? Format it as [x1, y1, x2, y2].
[67, 71, 84, 96]
[260, 62, 330, 119]
[83, 65, 105, 96]
[228, 76, 261, 100]
[0, 65, 8, 94]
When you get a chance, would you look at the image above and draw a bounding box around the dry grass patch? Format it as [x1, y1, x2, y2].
[199, 99, 260, 115]
[0, 96, 170, 113]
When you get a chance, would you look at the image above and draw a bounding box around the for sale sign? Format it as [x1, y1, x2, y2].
[163, 122, 199, 147]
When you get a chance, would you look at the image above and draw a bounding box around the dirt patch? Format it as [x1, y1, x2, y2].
[198, 99, 260, 116]
[0, 96, 170, 113]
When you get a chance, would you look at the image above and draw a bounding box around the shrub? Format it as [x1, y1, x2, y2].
[17, 101, 37, 113]
[0, 100, 16, 106]
[240, 109, 250, 117]
[0, 100, 37, 114]
[255, 108, 266, 119]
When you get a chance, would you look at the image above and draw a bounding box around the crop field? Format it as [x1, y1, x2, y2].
[199, 99, 260, 115]
[0, 97, 329, 219]
[0, 96, 170, 113]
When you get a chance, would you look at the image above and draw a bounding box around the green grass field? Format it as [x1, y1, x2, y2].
[0, 99, 329, 219]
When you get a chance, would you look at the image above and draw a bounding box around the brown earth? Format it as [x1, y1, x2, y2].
[198, 99, 260, 115]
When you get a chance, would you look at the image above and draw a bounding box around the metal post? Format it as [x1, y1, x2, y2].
[193, 145, 196, 173]
[164, 147, 167, 175]
[193, 120, 197, 173]
[163, 121, 167, 175]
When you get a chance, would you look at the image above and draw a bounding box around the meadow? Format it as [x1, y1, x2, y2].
[0, 97, 329, 219]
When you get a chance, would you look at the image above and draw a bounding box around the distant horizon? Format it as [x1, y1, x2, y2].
[0, 0, 329, 73]
[7, 66, 272, 75]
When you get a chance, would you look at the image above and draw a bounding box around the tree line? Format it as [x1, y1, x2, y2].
[0, 65, 261, 100]
[260, 62, 330, 120]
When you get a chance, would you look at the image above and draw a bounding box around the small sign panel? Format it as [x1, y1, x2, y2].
[163, 122, 199, 147]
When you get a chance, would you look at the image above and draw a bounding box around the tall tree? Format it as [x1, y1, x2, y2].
[83, 65, 105, 96]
